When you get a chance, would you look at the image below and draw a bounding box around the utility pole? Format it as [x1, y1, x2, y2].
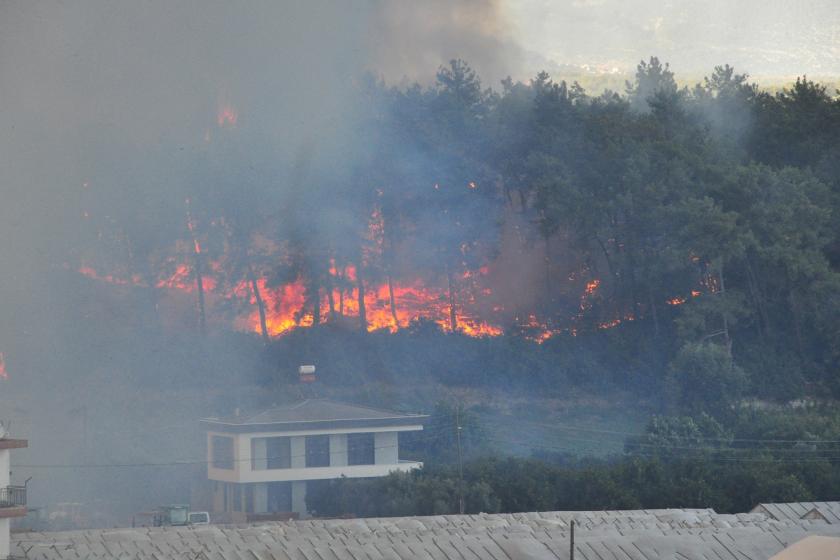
[570, 520, 575, 560]
[455, 404, 464, 515]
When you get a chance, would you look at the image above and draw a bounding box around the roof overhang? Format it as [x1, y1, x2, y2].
[200, 415, 428, 433]
[0, 438, 28, 450]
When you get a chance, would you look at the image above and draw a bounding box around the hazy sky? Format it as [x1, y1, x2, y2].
[504, 0, 840, 78]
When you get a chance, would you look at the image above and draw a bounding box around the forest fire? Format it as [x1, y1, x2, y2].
[238, 274, 505, 338]
[76, 250, 665, 343]
[71, 91, 712, 344]
[217, 104, 238, 127]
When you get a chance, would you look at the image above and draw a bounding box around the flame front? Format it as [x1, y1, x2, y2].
[217, 104, 238, 127]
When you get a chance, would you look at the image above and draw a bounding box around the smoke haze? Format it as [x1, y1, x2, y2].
[1, 0, 839, 527]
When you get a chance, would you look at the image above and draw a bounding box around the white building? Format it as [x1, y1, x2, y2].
[0, 427, 27, 560]
[200, 399, 427, 518]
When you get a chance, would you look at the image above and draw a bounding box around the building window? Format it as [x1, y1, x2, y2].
[347, 432, 375, 465]
[251, 437, 291, 470]
[305, 435, 330, 467]
[244, 484, 255, 514]
[211, 435, 234, 470]
[233, 483, 242, 512]
[267, 481, 292, 513]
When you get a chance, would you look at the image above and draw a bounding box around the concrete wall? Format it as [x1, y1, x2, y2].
[1, 448, 8, 559]
[0, 449, 8, 487]
[251, 437, 267, 471]
[329, 434, 348, 467]
[374, 432, 398, 465]
[291, 482, 307, 518]
[0, 518, 8, 560]
[290, 437, 305, 469]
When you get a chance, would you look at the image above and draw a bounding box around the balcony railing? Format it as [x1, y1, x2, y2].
[0, 485, 26, 507]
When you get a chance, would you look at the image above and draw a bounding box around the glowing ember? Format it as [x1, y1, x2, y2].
[217, 104, 238, 127]
[78, 266, 143, 286]
[666, 296, 686, 305]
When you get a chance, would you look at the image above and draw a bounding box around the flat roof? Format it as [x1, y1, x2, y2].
[201, 399, 428, 433]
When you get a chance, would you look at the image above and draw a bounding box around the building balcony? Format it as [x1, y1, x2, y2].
[209, 461, 423, 484]
[0, 486, 25, 508]
[0, 486, 26, 519]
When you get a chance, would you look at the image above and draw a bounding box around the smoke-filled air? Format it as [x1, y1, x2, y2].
[3, 0, 840, 539]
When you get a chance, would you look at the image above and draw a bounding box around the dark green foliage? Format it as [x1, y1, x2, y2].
[666, 343, 748, 415]
[306, 453, 840, 517]
[66, 57, 840, 425]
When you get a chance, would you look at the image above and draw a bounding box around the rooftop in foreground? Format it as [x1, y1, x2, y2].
[201, 398, 428, 431]
[14, 507, 840, 559]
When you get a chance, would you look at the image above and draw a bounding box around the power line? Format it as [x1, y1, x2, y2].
[483, 435, 840, 464]
[491, 416, 840, 445]
[11, 428, 453, 470]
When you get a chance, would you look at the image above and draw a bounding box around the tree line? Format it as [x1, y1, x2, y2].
[77, 56, 840, 402]
[307, 406, 840, 517]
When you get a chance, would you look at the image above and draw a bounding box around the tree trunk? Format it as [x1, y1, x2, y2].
[194, 252, 207, 335]
[247, 262, 269, 344]
[357, 262, 367, 331]
[544, 236, 552, 308]
[312, 272, 321, 326]
[717, 261, 732, 357]
[745, 256, 770, 340]
[326, 268, 336, 319]
[338, 265, 345, 315]
[388, 273, 399, 327]
[788, 286, 806, 359]
[648, 284, 659, 339]
[446, 265, 458, 332]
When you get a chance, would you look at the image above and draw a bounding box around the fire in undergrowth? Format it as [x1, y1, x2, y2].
[217, 104, 238, 127]
[75, 186, 701, 341]
[76, 254, 662, 343]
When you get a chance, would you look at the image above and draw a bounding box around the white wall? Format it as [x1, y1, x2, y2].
[329, 434, 348, 467]
[1, 448, 10, 559]
[207, 426, 423, 484]
[291, 481, 307, 518]
[374, 432, 398, 465]
[0, 518, 9, 560]
[0, 449, 9, 487]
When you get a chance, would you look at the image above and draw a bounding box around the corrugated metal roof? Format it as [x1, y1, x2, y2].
[752, 502, 840, 524]
[13, 508, 840, 559]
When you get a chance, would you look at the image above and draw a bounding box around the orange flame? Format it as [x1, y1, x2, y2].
[217, 105, 238, 127]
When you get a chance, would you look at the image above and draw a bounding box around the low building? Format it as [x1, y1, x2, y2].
[0, 426, 28, 560]
[200, 399, 427, 518]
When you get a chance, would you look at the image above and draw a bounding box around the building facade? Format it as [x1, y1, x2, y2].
[0, 431, 27, 560]
[201, 399, 426, 518]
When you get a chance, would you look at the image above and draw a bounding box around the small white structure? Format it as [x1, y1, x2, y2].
[201, 399, 427, 518]
[0, 424, 28, 560]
